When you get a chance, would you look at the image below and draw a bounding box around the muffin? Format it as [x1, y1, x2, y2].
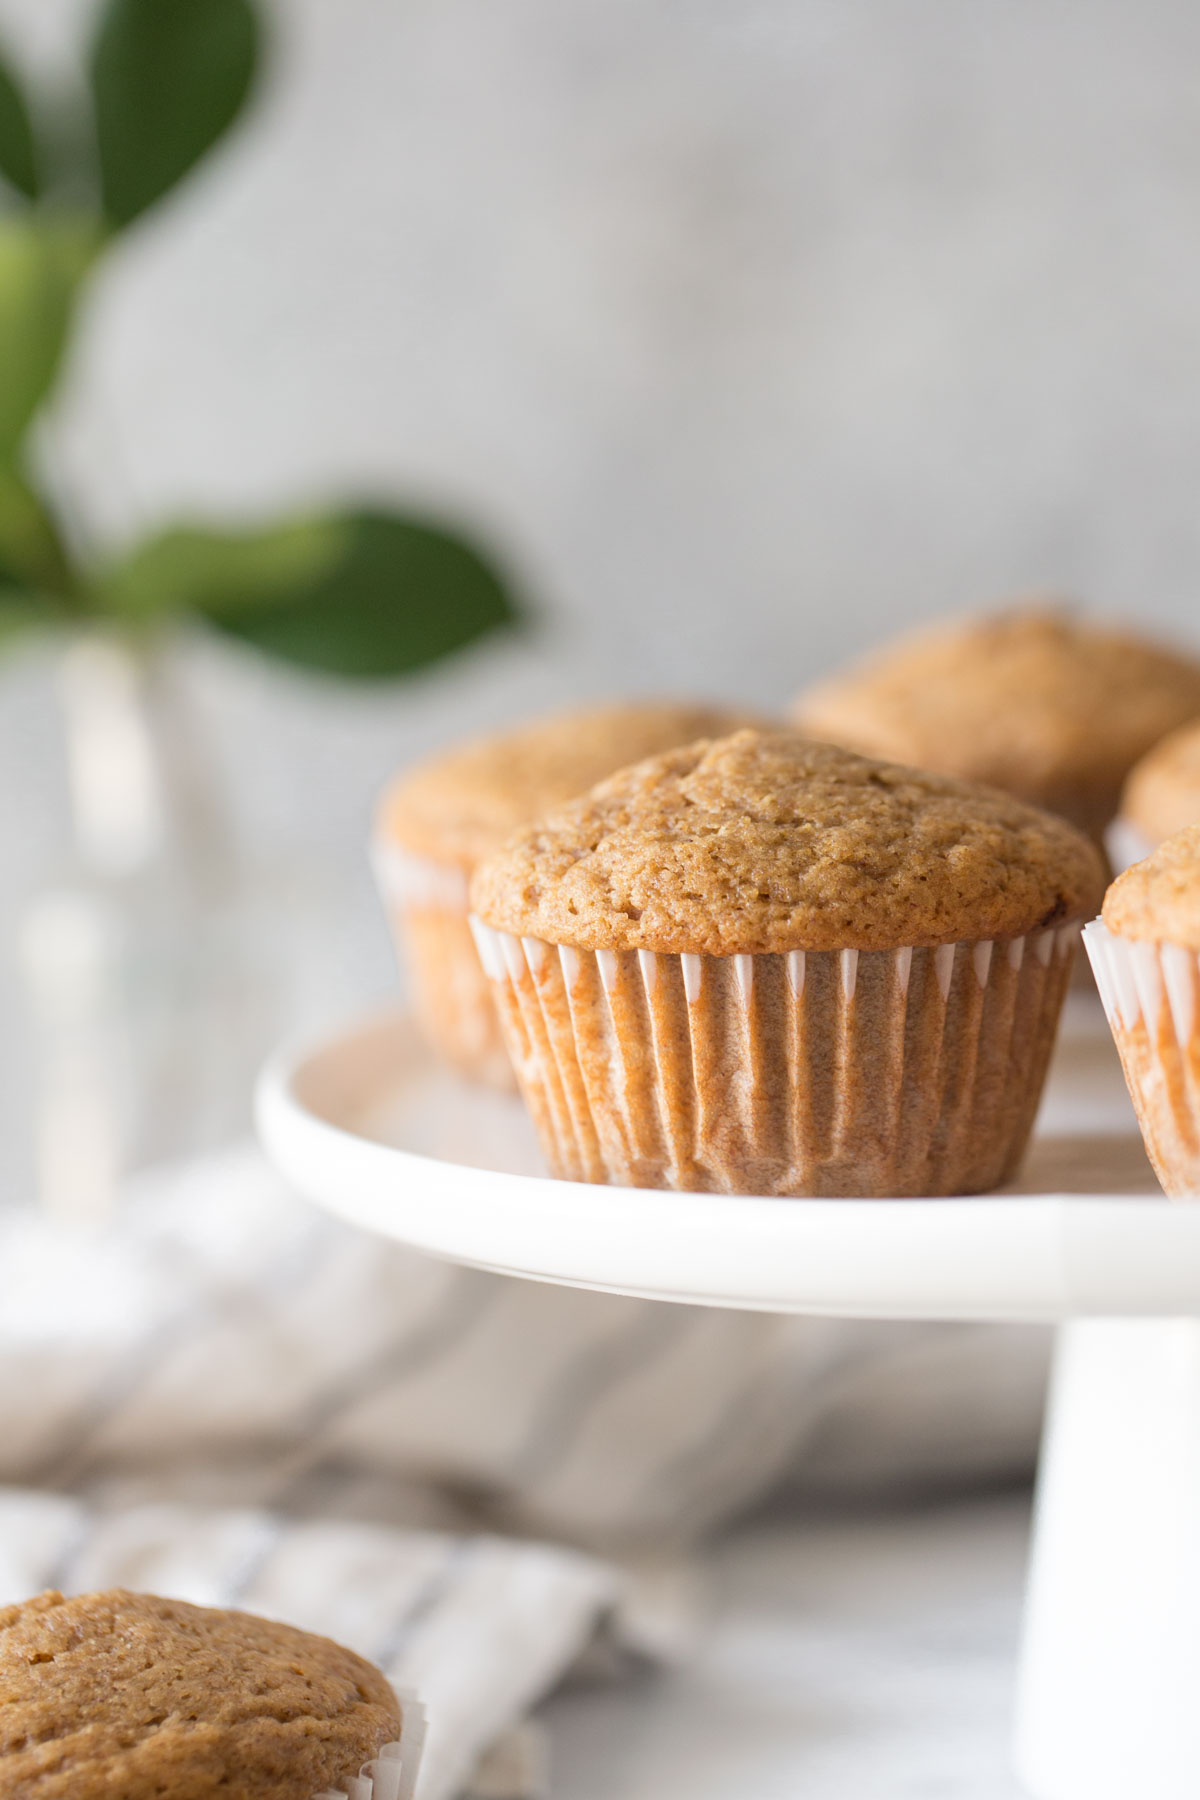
[470, 730, 1105, 1197]
[1120, 717, 1200, 850]
[0, 1588, 407, 1800]
[1085, 827, 1200, 1196]
[375, 700, 763, 1086]
[793, 605, 1200, 847]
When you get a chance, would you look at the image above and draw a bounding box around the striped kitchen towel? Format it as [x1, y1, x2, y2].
[0, 1144, 1050, 1551]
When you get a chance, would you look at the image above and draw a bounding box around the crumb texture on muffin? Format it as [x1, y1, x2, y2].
[470, 730, 1106, 955]
[0, 1588, 400, 1800]
[378, 699, 765, 868]
[794, 606, 1200, 838]
[1103, 825, 1200, 949]
[1122, 719, 1200, 846]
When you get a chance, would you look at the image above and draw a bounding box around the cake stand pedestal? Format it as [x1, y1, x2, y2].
[1014, 1316, 1200, 1800]
[257, 1010, 1200, 1800]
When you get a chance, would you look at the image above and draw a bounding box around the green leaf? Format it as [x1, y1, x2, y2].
[98, 516, 349, 621]
[0, 219, 98, 465]
[91, 0, 259, 228]
[207, 511, 521, 677]
[0, 51, 39, 199]
[0, 470, 76, 596]
[98, 509, 521, 677]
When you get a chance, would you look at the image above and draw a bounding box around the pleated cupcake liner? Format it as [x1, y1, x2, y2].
[1084, 919, 1200, 1196]
[470, 917, 1082, 1198]
[372, 841, 514, 1089]
[313, 1691, 426, 1800]
[313, 1739, 406, 1800]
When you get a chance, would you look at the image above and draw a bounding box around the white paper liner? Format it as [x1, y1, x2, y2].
[312, 1691, 427, 1800]
[471, 916, 1081, 1197]
[372, 840, 513, 1088]
[371, 840, 471, 912]
[1084, 919, 1200, 1041]
[1084, 918, 1200, 1196]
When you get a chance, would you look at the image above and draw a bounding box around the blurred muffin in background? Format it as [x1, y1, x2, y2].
[375, 700, 765, 1086]
[1086, 826, 1200, 1197]
[1120, 717, 1200, 852]
[471, 730, 1104, 1196]
[793, 605, 1200, 848]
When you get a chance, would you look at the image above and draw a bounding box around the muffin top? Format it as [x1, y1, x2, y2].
[378, 699, 765, 869]
[1122, 718, 1200, 847]
[794, 606, 1200, 839]
[0, 1588, 401, 1800]
[1103, 826, 1200, 948]
[470, 730, 1106, 954]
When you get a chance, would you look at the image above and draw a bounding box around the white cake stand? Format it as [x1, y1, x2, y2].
[256, 1007, 1200, 1800]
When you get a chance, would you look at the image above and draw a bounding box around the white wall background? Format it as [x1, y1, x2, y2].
[2, 0, 1200, 1192]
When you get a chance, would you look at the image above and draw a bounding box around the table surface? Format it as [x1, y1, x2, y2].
[544, 1493, 1031, 1800]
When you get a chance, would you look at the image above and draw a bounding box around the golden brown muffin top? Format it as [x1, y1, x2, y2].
[0, 1588, 400, 1800]
[1103, 825, 1200, 948]
[793, 606, 1200, 840]
[378, 699, 766, 869]
[1122, 718, 1200, 847]
[470, 730, 1105, 954]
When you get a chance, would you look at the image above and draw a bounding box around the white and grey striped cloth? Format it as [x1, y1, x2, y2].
[0, 1146, 1051, 1794]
